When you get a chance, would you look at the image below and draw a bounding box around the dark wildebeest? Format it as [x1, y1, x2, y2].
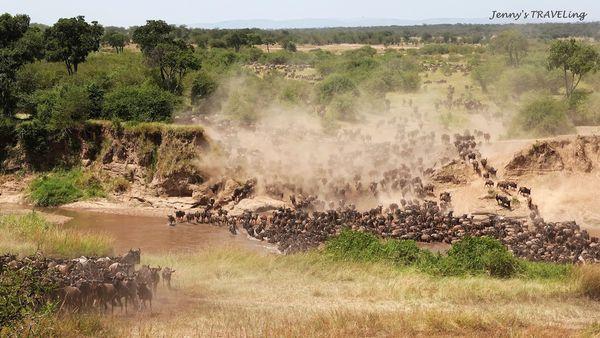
[114, 277, 139, 313]
[496, 181, 510, 190]
[495, 194, 511, 209]
[167, 215, 176, 226]
[439, 192, 451, 203]
[487, 167, 497, 177]
[480, 158, 488, 168]
[484, 179, 494, 188]
[519, 186, 531, 196]
[92, 281, 121, 314]
[185, 213, 195, 223]
[138, 282, 153, 310]
[149, 266, 161, 294]
[506, 181, 518, 190]
[175, 210, 186, 221]
[122, 249, 141, 266]
[162, 267, 175, 289]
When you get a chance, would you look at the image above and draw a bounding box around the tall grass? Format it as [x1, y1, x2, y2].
[577, 265, 600, 300]
[0, 213, 113, 257]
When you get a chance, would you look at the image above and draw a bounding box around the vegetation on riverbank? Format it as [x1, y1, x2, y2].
[324, 229, 571, 279]
[0, 213, 113, 257]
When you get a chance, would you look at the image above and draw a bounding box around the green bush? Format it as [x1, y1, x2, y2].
[512, 96, 574, 137]
[30, 83, 91, 132]
[443, 236, 521, 277]
[0, 265, 58, 329]
[325, 229, 385, 262]
[28, 169, 105, 207]
[191, 72, 218, 103]
[103, 84, 177, 122]
[569, 91, 600, 125]
[15, 119, 51, 165]
[317, 74, 358, 103]
[0, 118, 17, 164]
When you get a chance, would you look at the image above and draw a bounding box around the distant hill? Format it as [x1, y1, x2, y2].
[191, 18, 494, 29]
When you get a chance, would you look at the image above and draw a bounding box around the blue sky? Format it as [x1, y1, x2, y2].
[1, 0, 598, 27]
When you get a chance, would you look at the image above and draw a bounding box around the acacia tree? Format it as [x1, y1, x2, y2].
[44, 16, 103, 75]
[0, 13, 44, 116]
[491, 29, 528, 67]
[133, 20, 200, 93]
[103, 31, 128, 53]
[548, 39, 600, 98]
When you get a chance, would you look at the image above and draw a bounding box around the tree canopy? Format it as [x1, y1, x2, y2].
[103, 31, 128, 53]
[548, 39, 600, 98]
[133, 20, 200, 93]
[0, 13, 44, 116]
[491, 29, 528, 67]
[44, 16, 103, 75]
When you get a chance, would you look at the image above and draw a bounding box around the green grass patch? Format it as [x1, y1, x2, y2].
[325, 230, 570, 280]
[28, 168, 105, 207]
[0, 212, 113, 257]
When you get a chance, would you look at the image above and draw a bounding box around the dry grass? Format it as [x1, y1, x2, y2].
[577, 265, 600, 300]
[103, 248, 600, 337]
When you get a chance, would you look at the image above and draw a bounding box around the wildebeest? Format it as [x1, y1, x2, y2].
[60, 286, 82, 311]
[519, 186, 531, 196]
[496, 181, 510, 190]
[137, 282, 153, 310]
[149, 266, 161, 294]
[175, 210, 185, 221]
[439, 192, 451, 203]
[484, 179, 494, 188]
[495, 194, 511, 209]
[121, 249, 141, 266]
[167, 214, 176, 226]
[487, 167, 497, 177]
[161, 267, 175, 289]
[92, 281, 121, 314]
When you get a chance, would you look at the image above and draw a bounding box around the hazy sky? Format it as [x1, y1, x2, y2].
[1, 0, 598, 27]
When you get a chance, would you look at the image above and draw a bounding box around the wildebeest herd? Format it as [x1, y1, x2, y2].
[170, 130, 600, 264]
[0, 249, 175, 312]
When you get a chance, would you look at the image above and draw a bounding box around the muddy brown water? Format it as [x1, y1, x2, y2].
[1, 204, 277, 255]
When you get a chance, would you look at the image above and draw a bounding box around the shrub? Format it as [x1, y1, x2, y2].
[15, 119, 52, 167]
[30, 83, 91, 132]
[0, 117, 17, 164]
[0, 265, 58, 329]
[569, 91, 600, 125]
[324, 229, 385, 262]
[28, 168, 105, 207]
[328, 94, 358, 121]
[191, 72, 218, 103]
[512, 96, 574, 137]
[103, 84, 177, 122]
[445, 236, 520, 277]
[317, 74, 358, 103]
[381, 239, 425, 266]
